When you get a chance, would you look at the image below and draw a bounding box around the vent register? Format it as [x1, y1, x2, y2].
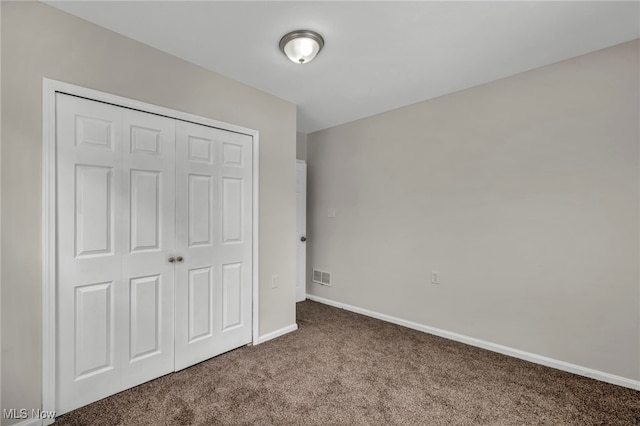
[312, 269, 332, 286]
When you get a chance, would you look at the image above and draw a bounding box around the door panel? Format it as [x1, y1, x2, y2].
[74, 281, 114, 379]
[296, 162, 307, 302]
[57, 94, 124, 414]
[130, 125, 162, 154]
[129, 274, 161, 361]
[175, 121, 252, 370]
[120, 108, 175, 389]
[222, 177, 243, 243]
[175, 121, 219, 369]
[130, 170, 161, 252]
[74, 165, 114, 257]
[188, 174, 213, 246]
[56, 93, 253, 413]
[222, 263, 243, 330]
[188, 267, 214, 342]
[57, 95, 176, 413]
[75, 115, 114, 150]
[215, 130, 253, 354]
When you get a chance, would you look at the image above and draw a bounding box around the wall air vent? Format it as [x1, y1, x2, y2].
[312, 268, 332, 286]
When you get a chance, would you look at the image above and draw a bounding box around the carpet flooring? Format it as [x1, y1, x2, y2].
[57, 300, 640, 425]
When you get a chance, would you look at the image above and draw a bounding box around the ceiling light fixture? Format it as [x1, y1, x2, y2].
[279, 30, 324, 64]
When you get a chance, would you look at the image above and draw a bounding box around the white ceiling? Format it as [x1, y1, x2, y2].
[46, 1, 640, 134]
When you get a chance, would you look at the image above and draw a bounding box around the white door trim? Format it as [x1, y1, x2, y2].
[42, 78, 260, 423]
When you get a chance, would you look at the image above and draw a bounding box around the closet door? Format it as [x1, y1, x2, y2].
[174, 121, 253, 370]
[56, 94, 176, 414]
[120, 109, 176, 389]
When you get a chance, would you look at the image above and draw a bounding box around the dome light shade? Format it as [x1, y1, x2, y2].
[279, 30, 324, 64]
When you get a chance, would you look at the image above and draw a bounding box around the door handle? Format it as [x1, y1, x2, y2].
[300, 236, 307, 242]
[168, 257, 175, 263]
[176, 256, 184, 262]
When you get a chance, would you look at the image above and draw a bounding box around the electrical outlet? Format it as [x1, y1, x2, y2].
[328, 208, 336, 218]
[271, 274, 279, 289]
[431, 270, 440, 284]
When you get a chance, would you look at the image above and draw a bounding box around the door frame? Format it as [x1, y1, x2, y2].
[42, 78, 260, 421]
[295, 160, 307, 302]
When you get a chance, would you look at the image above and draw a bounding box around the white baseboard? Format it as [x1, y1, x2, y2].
[256, 323, 298, 345]
[4, 411, 57, 426]
[306, 294, 640, 391]
[6, 418, 44, 426]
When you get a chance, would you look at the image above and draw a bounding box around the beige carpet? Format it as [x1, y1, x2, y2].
[57, 300, 639, 425]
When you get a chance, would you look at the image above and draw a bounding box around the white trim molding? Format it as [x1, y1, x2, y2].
[42, 78, 261, 418]
[256, 324, 298, 345]
[306, 294, 640, 391]
[41, 79, 57, 423]
[7, 417, 45, 426]
[251, 133, 260, 346]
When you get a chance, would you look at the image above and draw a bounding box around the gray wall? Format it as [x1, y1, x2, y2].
[307, 40, 640, 381]
[296, 132, 308, 161]
[1, 2, 296, 422]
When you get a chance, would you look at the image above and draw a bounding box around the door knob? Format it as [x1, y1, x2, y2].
[176, 256, 184, 262]
[168, 257, 175, 263]
[301, 236, 307, 242]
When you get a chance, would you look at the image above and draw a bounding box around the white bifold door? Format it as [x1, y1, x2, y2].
[56, 93, 253, 414]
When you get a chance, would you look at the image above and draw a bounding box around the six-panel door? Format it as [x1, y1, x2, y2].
[56, 93, 253, 414]
[174, 121, 253, 370]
